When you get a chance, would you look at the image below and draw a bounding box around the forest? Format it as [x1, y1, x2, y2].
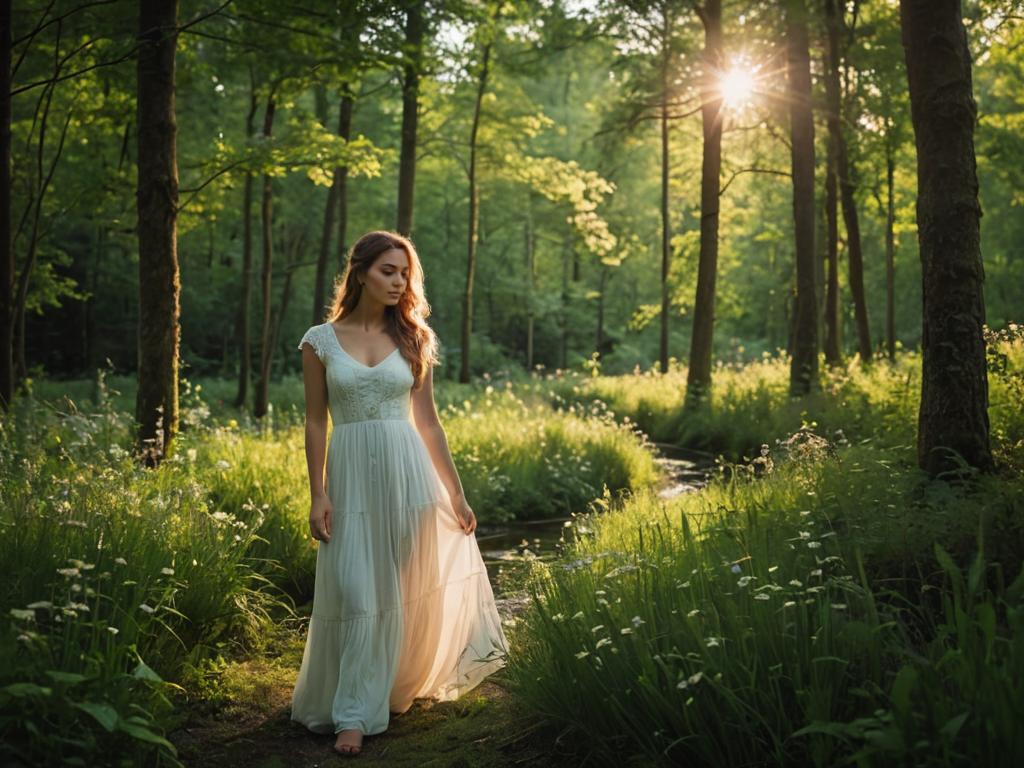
[1, 0, 1023, 766]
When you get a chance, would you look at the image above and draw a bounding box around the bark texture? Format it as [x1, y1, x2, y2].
[899, 0, 993, 475]
[135, 0, 180, 467]
[786, 0, 819, 396]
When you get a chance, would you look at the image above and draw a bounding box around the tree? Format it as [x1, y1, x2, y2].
[825, 0, 871, 364]
[397, 0, 425, 236]
[684, 0, 723, 406]
[899, 0, 994, 476]
[459, 11, 496, 384]
[0, 0, 11, 410]
[134, 0, 180, 467]
[786, 0, 818, 396]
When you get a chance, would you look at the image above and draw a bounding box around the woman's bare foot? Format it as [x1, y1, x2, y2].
[334, 728, 363, 756]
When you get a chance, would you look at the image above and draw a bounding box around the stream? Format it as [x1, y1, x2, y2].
[479, 442, 716, 612]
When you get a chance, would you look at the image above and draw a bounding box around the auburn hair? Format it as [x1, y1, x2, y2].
[324, 230, 440, 390]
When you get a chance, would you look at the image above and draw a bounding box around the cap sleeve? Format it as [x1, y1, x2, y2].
[298, 325, 328, 363]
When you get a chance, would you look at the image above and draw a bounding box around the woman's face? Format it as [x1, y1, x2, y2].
[363, 248, 409, 305]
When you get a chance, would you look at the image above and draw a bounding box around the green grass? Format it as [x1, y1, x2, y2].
[504, 333, 1024, 767]
[0, 369, 661, 766]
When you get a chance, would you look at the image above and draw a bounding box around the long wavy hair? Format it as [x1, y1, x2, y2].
[324, 230, 440, 390]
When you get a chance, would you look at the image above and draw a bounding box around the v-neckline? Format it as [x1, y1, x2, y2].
[327, 323, 399, 370]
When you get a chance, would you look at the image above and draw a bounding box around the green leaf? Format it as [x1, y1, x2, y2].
[73, 701, 119, 732]
[940, 712, 969, 741]
[890, 665, 918, 716]
[2, 683, 52, 698]
[45, 670, 88, 685]
[117, 720, 177, 753]
[132, 659, 163, 683]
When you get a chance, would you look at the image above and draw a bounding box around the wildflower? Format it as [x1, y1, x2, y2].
[9, 609, 35, 621]
[114, 557, 127, 566]
[107, 626, 119, 636]
[687, 609, 701, 619]
[139, 603, 155, 614]
[768, 566, 779, 573]
[810, 569, 822, 577]
[591, 625, 605, 634]
[730, 564, 742, 574]
[215, 459, 231, 471]
[688, 671, 704, 685]
[160, 567, 174, 576]
[798, 531, 811, 540]
[737, 576, 752, 588]
[57, 567, 80, 578]
[631, 615, 645, 628]
[575, 650, 589, 659]
[807, 541, 822, 549]
[595, 637, 613, 649]
[26, 601, 53, 610]
[705, 637, 720, 648]
[61, 520, 88, 528]
[571, 611, 584, 620]
[754, 593, 770, 601]
[783, 601, 796, 608]
[620, 627, 633, 635]
[789, 579, 803, 588]
[831, 603, 847, 610]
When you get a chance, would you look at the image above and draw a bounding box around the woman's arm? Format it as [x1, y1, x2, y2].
[410, 364, 476, 533]
[410, 364, 465, 502]
[301, 343, 332, 541]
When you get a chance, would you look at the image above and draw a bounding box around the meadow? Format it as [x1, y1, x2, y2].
[1, 328, 1022, 766]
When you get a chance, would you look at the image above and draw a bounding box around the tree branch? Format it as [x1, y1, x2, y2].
[719, 166, 791, 196]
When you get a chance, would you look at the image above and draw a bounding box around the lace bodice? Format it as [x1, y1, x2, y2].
[298, 323, 414, 425]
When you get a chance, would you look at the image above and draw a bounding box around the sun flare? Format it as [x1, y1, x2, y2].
[720, 68, 755, 107]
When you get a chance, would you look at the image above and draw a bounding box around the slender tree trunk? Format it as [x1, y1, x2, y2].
[786, 0, 819, 396]
[659, 10, 671, 374]
[396, 1, 424, 237]
[686, 0, 723, 405]
[596, 265, 608, 355]
[253, 92, 276, 419]
[314, 170, 338, 322]
[821, 19, 842, 367]
[336, 92, 353, 276]
[0, 0, 11, 409]
[525, 198, 535, 371]
[826, 0, 871, 362]
[884, 125, 896, 362]
[460, 42, 491, 384]
[134, 0, 180, 467]
[899, 0, 993, 475]
[233, 70, 257, 409]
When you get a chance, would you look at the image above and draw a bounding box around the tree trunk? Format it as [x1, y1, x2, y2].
[0, 0, 11, 409]
[525, 198, 535, 371]
[685, 0, 723, 405]
[821, 17, 842, 368]
[134, 0, 180, 467]
[786, 0, 819, 396]
[658, 9, 671, 374]
[233, 69, 257, 409]
[396, 1, 424, 237]
[885, 127, 896, 362]
[336, 92, 353, 276]
[253, 92, 276, 419]
[459, 42, 491, 384]
[899, 0, 993, 475]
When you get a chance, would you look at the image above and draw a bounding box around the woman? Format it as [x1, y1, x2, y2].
[290, 231, 509, 756]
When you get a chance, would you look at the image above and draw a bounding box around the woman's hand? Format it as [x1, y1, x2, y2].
[453, 496, 477, 535]
[309, 493, 333, 542]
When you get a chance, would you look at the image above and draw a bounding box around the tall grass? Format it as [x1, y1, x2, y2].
[504, 332, 1024, 767]
[1, 368, 662, 765]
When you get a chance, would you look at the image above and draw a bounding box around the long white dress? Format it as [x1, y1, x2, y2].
[290, 322, 509, 736]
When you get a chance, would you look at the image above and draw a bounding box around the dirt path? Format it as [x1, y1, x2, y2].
[171, 598, 564, 768]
